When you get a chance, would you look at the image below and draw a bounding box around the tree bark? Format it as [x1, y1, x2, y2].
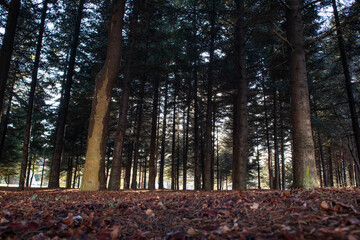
[66, 156, 73, 189]
[286, 0, 319, 188]
[182, 78, 191, 190]
[82, 0, 126, 191]
[131, 78, 145, 189]
[262, 80, 273, 189]
[49, 0, 85, 188]
[19, 0, 48, 190]
[273, 88, 280, 189]
[204, 0, 216, 191]
[193, 67, 201, 190]
[124, 142, 133, 189]
[159, 80, 168, 189]
[280, 100, 286, 190]
[148, 78, 160, 189]
[0, 0, 20, 120]
[108, 0, 141, 191]
[171, 83, 177, 190]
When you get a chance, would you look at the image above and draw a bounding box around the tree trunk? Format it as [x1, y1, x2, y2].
[72, 156, 79, 189]
[26, 156, 32, 188]
[124, 141, 133, 189]
[0, 0, 20, 119]
[82, 0, 126, 191]
[159, 80, 168, 189]
[40, 157, 46, 188]
[66, 156, 73, 189]
[204, 0, 216, 191]
[286, 0, 319, 188]
[262, 83, 273, 189]
[280, 100, 286, 190]
[19, 0, 48, 190]
[108, 0, 141, 191]
[273, 87, 280, 189]
[328, 146, 334, 187]
[131, 78, 145, 190]
[332, 0, 360, 167]
[232, 0, 249, 190]
[193, 67, 201, 190]
[183, 78, 191, 190]
[171, 84, 177, 190]
[148, 78, 160, 189]
[49, 0, 85, 188]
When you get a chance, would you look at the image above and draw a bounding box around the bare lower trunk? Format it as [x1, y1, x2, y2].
[131, 79, 145, 190]
[159, 80, 168, 189]
[148, 78, 159, 189]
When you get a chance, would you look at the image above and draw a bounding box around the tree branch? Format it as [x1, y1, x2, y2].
[306, 13, 360, 46]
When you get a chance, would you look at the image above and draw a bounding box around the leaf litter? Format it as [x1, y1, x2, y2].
[0, 188, 359, 239]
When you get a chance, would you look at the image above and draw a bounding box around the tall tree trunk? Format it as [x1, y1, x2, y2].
[19, 0, 48, 190]
[124, 142, 133, 189]
[72, 156, 79, 189]
[332, 0, 360, 166]
[316, 126, 327, 187]
[66, 156, 73, 189]
[108, 0, 141, 191]
[257, 146, 261, 189]
[328, 146, 334, 187]
[273, 87, 280, 189]
[40, 157, 46, 188]
[171, 84, 177, 190]
[216, 127, 220, 190]
[26, 156, 32, 188]
[0, 0, 20, 119]
[159, 80, 168, 189]
[82, 0, 126, 191]
[131, 78, 145, 189]
[148, 78, 160, 189]
[193, 67, 201, 190]
[183, 78, 191, 190]
[232, 0, 248, 191]
[176, 130, 180, 190]
[286, 0, 319, 188]
[204, 0, 216, 191]
[280, 100, 286, 190]
[49, 0, 85, 188]
[262, 82, 273, 189]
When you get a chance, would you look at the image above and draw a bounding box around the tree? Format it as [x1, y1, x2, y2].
[81, 0, 126, 191]
[19, 0, 49, 190]
[286, 0, 319, 188]
[331, 0, 360, 169]
[148, 77, 159, 189]
[0, 0, 20, 121]
[232, 0, 248, 190]
[108, 0, 141, 191]
[48, 0, 85, 188]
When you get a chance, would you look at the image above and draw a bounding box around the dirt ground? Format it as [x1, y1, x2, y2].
[0, 188, 359, 239]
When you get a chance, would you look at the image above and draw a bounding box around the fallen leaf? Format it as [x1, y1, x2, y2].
[187, 227, 197, 236]
[250, 203, 259, 210]
[320, 201, 330, 211]
[145, 209, 153, 216]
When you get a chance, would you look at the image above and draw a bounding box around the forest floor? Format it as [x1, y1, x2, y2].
[0, 188, 359, 239]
